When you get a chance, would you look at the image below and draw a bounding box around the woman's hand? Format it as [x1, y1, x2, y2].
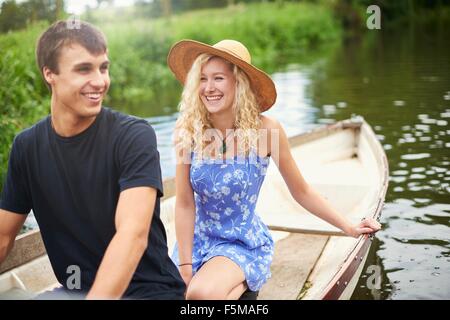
[346, 217, 382, 238]
[179, 264, 193, 288]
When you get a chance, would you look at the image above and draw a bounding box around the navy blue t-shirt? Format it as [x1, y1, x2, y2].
[0, 107, 185, 299]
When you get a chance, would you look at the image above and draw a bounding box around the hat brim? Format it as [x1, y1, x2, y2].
[167, 39, 277, 112]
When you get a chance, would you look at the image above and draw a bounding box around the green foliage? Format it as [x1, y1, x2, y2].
[0, 22, 50, 192]
[162, 2, 341, 69]
[98, 2, 341, 113]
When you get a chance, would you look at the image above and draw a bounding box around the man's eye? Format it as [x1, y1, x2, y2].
[77, 67, 90, 72]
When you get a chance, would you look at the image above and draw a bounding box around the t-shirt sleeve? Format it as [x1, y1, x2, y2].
[116, 121, 163, 197]
[0, 136, 32, 214]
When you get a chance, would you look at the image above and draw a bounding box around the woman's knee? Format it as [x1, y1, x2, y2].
[186, 281, 227, 300]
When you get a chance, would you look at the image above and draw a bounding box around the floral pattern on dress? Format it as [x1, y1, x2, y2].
[172, 152, 274, 292]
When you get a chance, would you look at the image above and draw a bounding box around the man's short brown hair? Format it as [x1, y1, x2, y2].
[36, 20, 107, 90]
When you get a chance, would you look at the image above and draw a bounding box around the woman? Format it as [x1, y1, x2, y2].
[167, 39, 381, 300]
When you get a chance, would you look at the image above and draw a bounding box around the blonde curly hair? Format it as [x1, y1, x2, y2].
[174, 53, 262, 158]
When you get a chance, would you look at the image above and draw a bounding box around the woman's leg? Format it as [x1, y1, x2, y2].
[226, 282, 248, 300]
[186, 256, 247, 300]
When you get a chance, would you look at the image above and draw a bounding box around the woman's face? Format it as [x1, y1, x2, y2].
[199, 57, 236, 115]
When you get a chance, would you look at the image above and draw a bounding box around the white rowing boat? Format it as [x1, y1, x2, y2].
[0, 117, 388, 300]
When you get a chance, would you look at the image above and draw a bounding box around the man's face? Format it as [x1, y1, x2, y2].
[44, 43, 110, 119]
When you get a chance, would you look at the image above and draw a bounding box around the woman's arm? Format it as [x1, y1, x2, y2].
[174, 146, 196, 286]
[263, 116, 381, 237]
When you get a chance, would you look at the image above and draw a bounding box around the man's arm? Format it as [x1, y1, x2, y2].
[86, 186, 156, 299]
[0, 209, 27, 264]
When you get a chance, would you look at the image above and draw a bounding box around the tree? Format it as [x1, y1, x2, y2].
[21, 0, 66, 24]
[0, 0, 67, 33]
[161, 0, 172, 18]
[55, 0, 65, 20]
[0, 0, 27, 32]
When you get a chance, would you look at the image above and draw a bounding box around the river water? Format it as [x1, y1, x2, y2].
[23, 20, 449, 299]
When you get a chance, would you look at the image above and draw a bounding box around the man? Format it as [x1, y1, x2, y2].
[0, 20, 185, 299]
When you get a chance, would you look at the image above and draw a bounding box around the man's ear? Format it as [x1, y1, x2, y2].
[43, 66, 54, 85]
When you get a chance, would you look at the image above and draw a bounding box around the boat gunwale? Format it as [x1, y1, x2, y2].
[318, 119, 389, 299]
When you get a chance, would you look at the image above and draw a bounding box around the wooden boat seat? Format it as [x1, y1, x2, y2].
[0, 255, 58, 300]
[256, 153, 378, 236]
[258, 233, 329, 300]
[0, 287, 36, 300]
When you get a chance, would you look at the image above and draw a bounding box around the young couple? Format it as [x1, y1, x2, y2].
[0, 20, 381, 300]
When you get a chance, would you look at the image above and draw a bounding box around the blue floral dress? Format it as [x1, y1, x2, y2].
[172, 151, 274, 292]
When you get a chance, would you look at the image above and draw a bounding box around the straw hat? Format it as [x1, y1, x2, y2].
[167, 39, 277, 111]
